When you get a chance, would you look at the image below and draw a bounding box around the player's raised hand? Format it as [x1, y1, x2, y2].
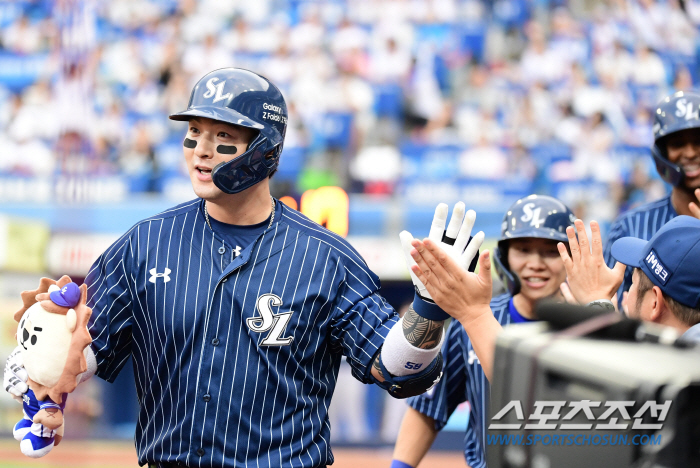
[409, 238, 492, 323]
[689, 188, 700, 219]
[400, 202, 484, 301]
[557, 219, 625, 305]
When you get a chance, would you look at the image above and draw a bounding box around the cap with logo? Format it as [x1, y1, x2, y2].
[611, 215, 700, 308]
[49, 282, 81, 308]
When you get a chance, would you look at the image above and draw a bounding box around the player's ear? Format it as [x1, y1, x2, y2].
[648, 286, 665, 322]
[66, 308, 77, 332]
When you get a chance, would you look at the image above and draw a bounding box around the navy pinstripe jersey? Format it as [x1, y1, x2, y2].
[407, 293, 512, 468]
[604, 195, 676, 308]
[85, 198, 398, 468]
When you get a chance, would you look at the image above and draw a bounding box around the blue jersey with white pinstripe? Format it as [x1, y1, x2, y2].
[407, 293, 512, 468]
[85, 198, 398, 468]
[604, 195, 677, 308]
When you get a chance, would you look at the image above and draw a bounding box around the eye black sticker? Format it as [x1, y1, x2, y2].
[217, 145, 238, 155]
[183, 138, 197, 148]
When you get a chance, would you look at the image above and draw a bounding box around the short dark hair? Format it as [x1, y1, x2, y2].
[635, 268, 700, 327]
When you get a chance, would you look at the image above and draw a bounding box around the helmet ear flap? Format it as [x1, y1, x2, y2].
[263, 144, 282, 169]
[652, 145, 684, 187]
[493, 244, 521, 296]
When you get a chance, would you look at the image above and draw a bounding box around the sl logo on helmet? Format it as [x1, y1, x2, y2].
[675, 98, 699, 121]
[521, 203, 546, 227]
[203, 77, 233, 104]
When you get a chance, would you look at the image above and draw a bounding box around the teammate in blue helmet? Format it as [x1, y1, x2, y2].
[4, 67, 481, 468]
[493, 194, 576, 298]
[392, 194, 574, 468]
[605, 91, 700, 310]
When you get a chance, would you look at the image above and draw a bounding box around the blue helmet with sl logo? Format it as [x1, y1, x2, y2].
[169, 68, 288, 194]
[493, 194, 575, 296]
[652, 91, 700, 187]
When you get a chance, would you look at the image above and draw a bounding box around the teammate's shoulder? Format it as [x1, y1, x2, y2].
[279, 202, 365, 265]
[613, 195, 672, 223]
[490, 293, 512, 311]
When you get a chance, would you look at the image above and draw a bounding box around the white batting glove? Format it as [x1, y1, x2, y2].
[4, 346, 29, 403]
[400, 202, 485, 301]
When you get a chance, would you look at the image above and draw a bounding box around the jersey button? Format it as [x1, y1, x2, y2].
[203, 394, 211, 402]
[218, 246, 226, 255]
[211, 338, 220, 346]
[196, 448, 205, 457]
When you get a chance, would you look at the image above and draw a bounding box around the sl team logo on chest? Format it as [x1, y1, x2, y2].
[246, 294, 294, 346]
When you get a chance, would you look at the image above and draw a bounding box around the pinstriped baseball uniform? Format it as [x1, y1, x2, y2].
[407, 293, 512, 468]
[85, 198, 398, 468]
[604, 195, 677, 309]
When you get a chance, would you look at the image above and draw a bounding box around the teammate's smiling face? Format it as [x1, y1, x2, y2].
[184, 117, 257, 199]
[665, 128, 700, 189]
[507, 238, 566, 303]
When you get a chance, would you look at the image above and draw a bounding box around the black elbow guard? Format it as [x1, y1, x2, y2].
[372, 351, 444, 399]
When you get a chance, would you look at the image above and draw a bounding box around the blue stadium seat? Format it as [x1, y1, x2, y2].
[373, 83, 404, 119]
[276, 146, 307, 182]
[399, 143, 462, 181]
[312, 112, 354, 149]
[459, 24, 486, 63]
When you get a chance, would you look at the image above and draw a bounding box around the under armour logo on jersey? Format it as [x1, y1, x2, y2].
[149, 268, 171, 283]
[233, 245, 242, 257]
[521, 203, 546, 227]
[203, 77, 232, 103]
[468, 349, 480, 365]
[246, 294, 294, 346]
[424, 370, 443, 397]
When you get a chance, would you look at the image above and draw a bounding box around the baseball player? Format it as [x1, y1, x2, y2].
[3, 68, 483, 468]
[391, 195, 575, 468]
[560, 215, 700, 343]
[604, 91, 700, 309]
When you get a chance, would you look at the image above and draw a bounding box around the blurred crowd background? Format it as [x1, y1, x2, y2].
[1, 0, 695, 226]
[0, 0, 698, 451]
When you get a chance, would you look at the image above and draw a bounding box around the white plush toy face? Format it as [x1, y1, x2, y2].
[17, 300, 74, 388]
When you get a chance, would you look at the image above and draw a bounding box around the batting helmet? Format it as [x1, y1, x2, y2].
[169, 68, 288, 194]
[493, 194, 576, 296]
[651, 90, 700, 187]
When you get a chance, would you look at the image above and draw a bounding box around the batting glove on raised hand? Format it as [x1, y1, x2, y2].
[400, 202, 485, 302]
[4, 345, 29, 403]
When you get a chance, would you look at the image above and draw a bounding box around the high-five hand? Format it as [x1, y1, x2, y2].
[408, 239, 499, 380]
[409, 240, 492, 323]
[400, 202, 483, 301]
[690, 188, 700, 219]
[556, 219, 625, 305]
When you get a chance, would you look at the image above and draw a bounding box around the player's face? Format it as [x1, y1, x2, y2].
[508, 238, 566, 303]
[184, 117, 257, 200]
[665, 128, 700, 189]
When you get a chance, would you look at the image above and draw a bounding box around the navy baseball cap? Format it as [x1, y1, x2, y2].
[611, 216, 700, 308]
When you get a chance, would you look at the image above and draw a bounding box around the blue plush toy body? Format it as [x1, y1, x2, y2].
[13, 388, 66, 458]
[6, 276, 93, 458]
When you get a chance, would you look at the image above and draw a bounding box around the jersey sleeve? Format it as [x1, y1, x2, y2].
[85, 231, 135, 383]
[329, 257, 398, 383]
[604, 216, 633, 309]
[407, 319, 468, 430]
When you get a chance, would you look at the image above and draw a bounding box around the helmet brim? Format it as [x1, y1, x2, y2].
[502, 229, 568, 243]
[169, 106, 265, 130]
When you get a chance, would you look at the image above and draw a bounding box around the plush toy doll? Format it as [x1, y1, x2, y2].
[12, 275, 92, 458]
